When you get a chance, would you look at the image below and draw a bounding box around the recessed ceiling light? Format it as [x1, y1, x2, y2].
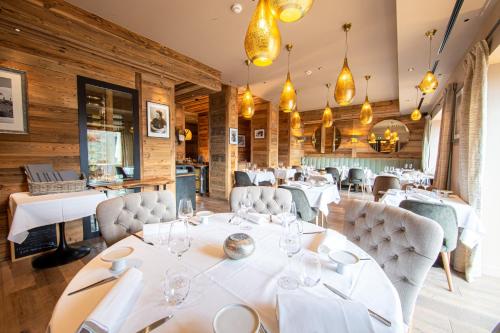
[407, 67, 414, 72]
[14, 28, 21, 32]
[231, 3, 243, 14]
[305, 70, 313, 76]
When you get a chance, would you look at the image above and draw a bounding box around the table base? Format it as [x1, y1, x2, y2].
[32, 223, 90, 269]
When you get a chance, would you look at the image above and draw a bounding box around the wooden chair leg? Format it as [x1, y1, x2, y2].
[348, 184, 352, 196]
[441, 251, 454, 292]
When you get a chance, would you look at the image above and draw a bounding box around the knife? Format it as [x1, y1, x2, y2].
[136, 314, 174, 333]
[130, 232, 154, 246]
[67, 276, 117, 296]
[322, 283, 392, 327]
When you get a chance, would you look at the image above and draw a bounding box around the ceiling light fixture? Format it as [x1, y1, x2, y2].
[322, 83, 333, 128]
[305, 69, 313, 76]
[359, 75, 373, 125]
[241, 60, 255, 119]
[14, 28, 21, 32]
[290, 89, 302, 130]
[418, 29, 439, 94]
[231, 3, 243, 14]
[411, 86, 422, 121]
[408, 67, 414, 72]
[244, 0, 281, 67]
[334, 23, 355, 106]
[279, 43, 297, 112]
[269, 0, 314, 23]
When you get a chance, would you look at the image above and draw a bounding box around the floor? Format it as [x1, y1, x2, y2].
[0, 191, 498, 333]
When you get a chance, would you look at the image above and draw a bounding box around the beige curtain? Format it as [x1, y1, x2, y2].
[122, 129, 134, 167]
[454, 40, 489, 282]
[421, 115, 432, 173]
[433, 84, 456, 190]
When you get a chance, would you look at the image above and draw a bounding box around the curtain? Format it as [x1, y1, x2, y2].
[122, 129, 134, 167]
[433, 83, 456, 190]
[421, 115, 432, 173]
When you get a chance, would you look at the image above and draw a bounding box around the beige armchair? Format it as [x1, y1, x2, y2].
[96, 191, 176, 246]
[230, 186, 292, 215]
[372, 175, 401, 201]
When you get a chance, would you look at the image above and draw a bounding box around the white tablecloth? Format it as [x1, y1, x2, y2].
[285, 182, 341, 216]
[274, 168, 296, 180]
[49, 214, 404, 333]
[8, 190, 107, 244]
[245, 171, 276, 185]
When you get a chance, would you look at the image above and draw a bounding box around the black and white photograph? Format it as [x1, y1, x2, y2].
[238, 135, 245, 147]
[147, 101, 169, 138]
[229, 128, 238, 144]
[0, 67, 27, 134]
[254, 128, 265, 139]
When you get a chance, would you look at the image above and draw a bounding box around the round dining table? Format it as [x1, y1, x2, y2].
[49, 213, 404, 333]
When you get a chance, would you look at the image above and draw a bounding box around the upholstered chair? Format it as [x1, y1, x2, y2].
[230, 186, 292, 215]
[279, 185, 318, 224]
[294, 172, 304, 181]
[292, 165, 303, 173]
[399, 200, 458, 292]
[234, 171, 254, 187]
[343, 199, 443, 326]
[372, 175, 401, 202]
[325, 167, 341, 189]
[96, 191, 176, 246]
[347, 168, 365, 194]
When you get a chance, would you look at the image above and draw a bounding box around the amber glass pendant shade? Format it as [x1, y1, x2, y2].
[184, 129, 192, 141]
[368, 132, 376, 143]
[241, 85, 255, 119]
[322, 102, 333, 128]
[280, 72, 296, 112]
[290, 110, 301, 130]
[244, 0, 281, 67]
[419, 71, 438, 94]
[411, 108, 422, 121]
[334, 58, 355, 106]
[384, 127, 391, 140]
[360, 97, 373, 125]
[269, 0, 314, 23]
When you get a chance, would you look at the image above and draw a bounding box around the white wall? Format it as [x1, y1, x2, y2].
[482, 61, 500, 276]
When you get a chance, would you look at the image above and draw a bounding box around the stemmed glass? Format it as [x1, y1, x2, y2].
[278, 221, 302, 290]
[168, 219, 191, 260]
[422, 177, 430, 191]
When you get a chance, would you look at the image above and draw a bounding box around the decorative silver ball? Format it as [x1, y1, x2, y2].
[223, 233, 255, 260]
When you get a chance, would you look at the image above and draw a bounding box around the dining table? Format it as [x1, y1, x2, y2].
[284, 181, 341, 216]
[49, 213, 404, 333]
[243, 170, 277, 185]
[273, 168, 296, 180]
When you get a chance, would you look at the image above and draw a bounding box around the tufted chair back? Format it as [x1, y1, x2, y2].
[373, 175, 401, 202]
[343, 199, 443, 325]
[96, 191, 176, 246]
[230, 186, 292, 215]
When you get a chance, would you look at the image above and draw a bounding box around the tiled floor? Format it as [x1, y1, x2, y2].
[0, 191, 498, 332]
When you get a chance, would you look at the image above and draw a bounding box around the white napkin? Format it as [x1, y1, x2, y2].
[277, 292, 375, 333]
[78, 268, 143, 333]
[240, 213, 268, 224]
[317, 229, 347, 255]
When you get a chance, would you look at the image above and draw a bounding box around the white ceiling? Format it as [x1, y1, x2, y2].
[67, 0, 496, 114]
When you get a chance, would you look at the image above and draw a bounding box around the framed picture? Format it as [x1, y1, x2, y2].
[229, 128, 238, 144]
[238, 135, 246, 147]
[254, 129, 265, 139]
[0, 67, 28, 134]
[147, 101, 169, 138]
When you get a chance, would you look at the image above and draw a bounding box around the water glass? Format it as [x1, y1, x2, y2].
[300, 252, 321, 287]
[168, 220, 190, 259]
[163, 267, 191, 306]
[178, 198, 194, 221]
[278, 221, 302, 290]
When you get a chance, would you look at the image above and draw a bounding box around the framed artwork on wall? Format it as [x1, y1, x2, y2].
[147, 101, 169, 138]
[238, 135, 245, 147]
[0, 67, 28, 134]
[254, 129, 265, 139]
[229, 128, 238, 144]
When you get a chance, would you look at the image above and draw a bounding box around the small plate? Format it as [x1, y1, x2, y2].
[213, 304, 260, 333]
[101, 246, 134, 273]
[196, 210, 214, 224]
[328, 250, 359, 265]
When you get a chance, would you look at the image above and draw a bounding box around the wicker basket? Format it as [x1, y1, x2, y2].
[27, 174, 87, 195]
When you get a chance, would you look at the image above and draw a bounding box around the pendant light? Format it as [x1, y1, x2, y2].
[269, 0, 314, 23]
[241, 60, 255, 119]
[290, 89, 301, 130]
[384, 127, 391, 140]
[279, 44, 297, 112]
[322, 83, 333, 128]
[359, 75, 373, 125]
[368, 132, 376, 143]
[334, 23, 355, 106]
[418, 29, 438, 94]
[244, 0, 281, 67]
[411, 86, 422, 121]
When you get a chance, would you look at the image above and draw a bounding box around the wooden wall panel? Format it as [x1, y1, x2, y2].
[175, 104, 186, 161]
[198, 112, 209, 163]
[268, 104, 279, 167]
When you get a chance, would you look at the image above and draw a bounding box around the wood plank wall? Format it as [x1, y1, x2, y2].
[250, 101, 278, 167]
[198, 112, 209, 163]
[299, 100, 425, 159]
[238, 117, 251, 162]
[175, 103, 186, 161]
[0, 0, 220, 261]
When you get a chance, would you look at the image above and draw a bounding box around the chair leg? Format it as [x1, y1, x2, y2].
[348, 184, 352, 196]
[441, 251, 454, 292]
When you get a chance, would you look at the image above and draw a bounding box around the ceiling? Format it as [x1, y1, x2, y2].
[67, 0, 496, 114]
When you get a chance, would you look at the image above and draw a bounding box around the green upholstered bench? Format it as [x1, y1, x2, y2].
[301, 156, 421, 174]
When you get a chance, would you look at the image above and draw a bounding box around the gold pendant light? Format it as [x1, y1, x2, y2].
[411, 86, 422, 121]
[291, 110, 302, 130]
[418, 29, 438, 94]
[244, 0, 281, 67]
[368, 132, 376, 143]
[359, 75, 373, 125]
[269, 0, 314, 23]
[241, 60, 255, 119]
[279, 44, 297, 112]
[384, 127, 391, 140]
[335, 23, 355, 106]
[322, 83, 333, 128]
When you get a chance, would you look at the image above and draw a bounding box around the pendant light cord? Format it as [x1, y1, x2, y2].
[415, 86, 419, 108]
[247, 61, 250, 85]
[428, 35, 432, 70]
[365, 78, 369, 97]
[345, 29, 348, 58]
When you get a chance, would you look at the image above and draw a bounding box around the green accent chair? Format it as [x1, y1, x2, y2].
[399, 199, 458, 291]
[325, 167, 341, 189]
[280, 185, 318, 224]
[234, 171, 253, 187]
[347, 168, 365, 194]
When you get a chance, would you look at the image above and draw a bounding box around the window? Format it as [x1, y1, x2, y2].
[427, 110, 442, 175]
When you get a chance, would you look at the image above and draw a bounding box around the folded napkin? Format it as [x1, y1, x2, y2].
[277, 292, 375, 333]
[387, 188, 401, 195]
[240, 212, 267, 224]
[78, 268, 143, 333]
[317, 229, 347, 255]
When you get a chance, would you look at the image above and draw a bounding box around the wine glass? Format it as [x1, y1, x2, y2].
[300, 252, 321, 287]
[178, 198, 194, 222]
[163, 266, 191, 306]
[278, 221, 302, 290]
[168, 220, 190, 260]
[422, 177, 430, 191]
